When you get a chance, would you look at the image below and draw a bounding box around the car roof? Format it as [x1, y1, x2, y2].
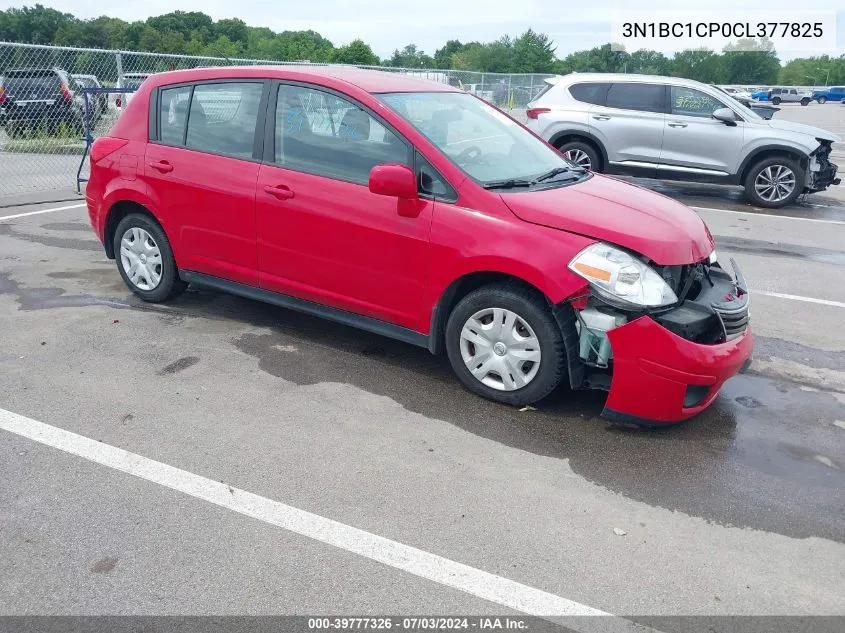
[144, 65, 461, 93]
[553, 72, 715, 89]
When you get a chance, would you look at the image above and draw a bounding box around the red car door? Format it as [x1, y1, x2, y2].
[144, 80, 267, 285]
[255, 83, 432, 329]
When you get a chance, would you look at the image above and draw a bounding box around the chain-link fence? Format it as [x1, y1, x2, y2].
[0, 41, 552, 200]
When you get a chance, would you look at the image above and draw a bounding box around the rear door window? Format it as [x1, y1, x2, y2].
[605, 83, 666, 113]
[568, 82, 611, 106]
[185, 82, 264, 159]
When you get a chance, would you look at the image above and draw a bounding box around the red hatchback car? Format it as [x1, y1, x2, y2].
[86, 66, 753, 424]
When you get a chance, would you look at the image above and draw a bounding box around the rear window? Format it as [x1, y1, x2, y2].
[605, 83, 666, 113]
[568, 82, 611, 105]
[123, 76, 148, 90]
[5, 71, 60, 95]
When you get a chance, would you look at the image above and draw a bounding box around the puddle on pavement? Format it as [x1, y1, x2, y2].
[2, 260, 845, 542]
[231, 320, 845, 543]
[715, 235, 845, 266]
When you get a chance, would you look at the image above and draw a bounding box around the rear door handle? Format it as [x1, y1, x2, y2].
[592, 115, 611, 121]
[264, 184, 295, 200]
[148, 160, 173, 173]
[668, 122, 688, 128]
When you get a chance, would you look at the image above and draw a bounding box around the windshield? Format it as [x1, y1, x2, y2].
[379, 91, 580, 185]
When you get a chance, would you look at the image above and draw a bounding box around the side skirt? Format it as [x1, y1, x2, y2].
[179, 271, 430, 350]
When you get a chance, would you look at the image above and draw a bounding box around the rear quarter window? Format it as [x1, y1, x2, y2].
[568, 82, 611, 106]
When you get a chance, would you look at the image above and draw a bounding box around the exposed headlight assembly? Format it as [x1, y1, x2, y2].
[568, 242, 678, 309]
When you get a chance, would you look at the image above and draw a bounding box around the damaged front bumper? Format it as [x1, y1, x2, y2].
[807, 140, 841, 192]
[565, 260, 754, 425]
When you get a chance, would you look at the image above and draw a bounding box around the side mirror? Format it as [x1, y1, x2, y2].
[712, 108, 738, 126]
[369, 164, 418, 199]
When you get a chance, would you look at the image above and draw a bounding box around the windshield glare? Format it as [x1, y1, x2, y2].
[379, 92, 577, 184]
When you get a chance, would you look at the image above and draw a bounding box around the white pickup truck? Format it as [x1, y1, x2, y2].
[115, 72, 152, 110]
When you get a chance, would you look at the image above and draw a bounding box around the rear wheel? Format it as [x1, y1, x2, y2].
[557, 140, 600, 172]
[771, 96, 782, 105]
[817, 96, 827, 104]
[744, 156, 804, 208]
[445, 283, 566, 406]
[113, 213, 186, 302]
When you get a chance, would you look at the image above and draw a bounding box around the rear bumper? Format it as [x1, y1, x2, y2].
[602, 317, 753, 424]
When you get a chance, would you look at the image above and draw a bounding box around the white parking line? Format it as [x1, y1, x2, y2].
[0, 203, 86, 222]
[692, 206, 845, 225]
[755, 290, 845, 309]
[0, 408, 651, 631]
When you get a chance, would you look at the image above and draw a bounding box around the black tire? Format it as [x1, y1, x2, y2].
[817, 96, 827, 104]
[557, 140, 601, 172]
[113, 212, 186, 302]
[743, 156, 804, 209]
[800, 98, 810, 106]
[771, 96, 781, 105]
[445, 283, 566, 406]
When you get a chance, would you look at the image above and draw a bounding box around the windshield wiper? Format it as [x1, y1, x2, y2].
[481, 178, 533, 190]
[531, 167, 582, 184]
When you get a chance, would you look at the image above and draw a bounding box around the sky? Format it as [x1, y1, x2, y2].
[2, 0, 843, 61]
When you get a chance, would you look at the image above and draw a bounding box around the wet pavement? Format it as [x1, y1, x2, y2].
[1, 193, 845, 617]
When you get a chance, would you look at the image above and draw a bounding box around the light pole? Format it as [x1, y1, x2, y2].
[816, 67, 831, 87]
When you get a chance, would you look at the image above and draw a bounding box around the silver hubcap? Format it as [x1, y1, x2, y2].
[754, 165, 796, 203]
[120, 227, 162, 291]
[460, 308, 541, 391]
[564, 148, 591, 169]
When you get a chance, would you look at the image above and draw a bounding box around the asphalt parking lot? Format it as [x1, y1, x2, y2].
[2, 104, 845, 626]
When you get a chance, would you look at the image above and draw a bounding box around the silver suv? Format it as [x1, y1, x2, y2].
[525, 73, 840, 208]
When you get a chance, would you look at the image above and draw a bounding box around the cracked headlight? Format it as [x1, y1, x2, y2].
[568, 242, 678, 309]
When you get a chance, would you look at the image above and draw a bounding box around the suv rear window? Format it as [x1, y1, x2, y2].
[605, 83, 665, 113]
[568, 82, 611, 105]
[4, 71, 60, 97]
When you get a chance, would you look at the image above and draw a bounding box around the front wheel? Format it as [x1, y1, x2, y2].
[817, 96, 827, 104]
[557, 140, 600, 172]
[744, 157, 804, 208]
[801, 98, 810, 106]
[445, 283, 566, 406]
[113, 213, 187, 302]
[771, 96, 782, 105]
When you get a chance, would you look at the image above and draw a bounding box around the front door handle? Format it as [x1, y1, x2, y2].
[264, 184, 295, 200]
[149, 160, 173, 173]
[592, 115, 611, 121]
[668, 122, 688, 128]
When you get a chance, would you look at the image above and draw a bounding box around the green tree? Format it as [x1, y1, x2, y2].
[434, 39, 465, 69]
[386, 44, 434, 68]
[510, 29, 555, 72]
[628, 49, 670, 75]
[721, 38, 779, 84]
[331, 39, 379, 65]
[215, 18, 249, 49]
[670, 49, 723, 83]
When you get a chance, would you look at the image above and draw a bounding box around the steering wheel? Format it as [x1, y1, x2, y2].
[457, 146, 483, 163]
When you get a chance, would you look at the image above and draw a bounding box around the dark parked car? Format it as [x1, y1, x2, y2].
[71, 73, 107, 123]
[0, 67, 83, 137]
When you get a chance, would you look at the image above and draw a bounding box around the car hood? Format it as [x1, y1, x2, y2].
[499, 174, 714, 265]
[759, 118, 840, 142]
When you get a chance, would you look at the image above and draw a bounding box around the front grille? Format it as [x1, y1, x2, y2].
[714, 303, 749, 340]
[653, 259, 749, 344]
